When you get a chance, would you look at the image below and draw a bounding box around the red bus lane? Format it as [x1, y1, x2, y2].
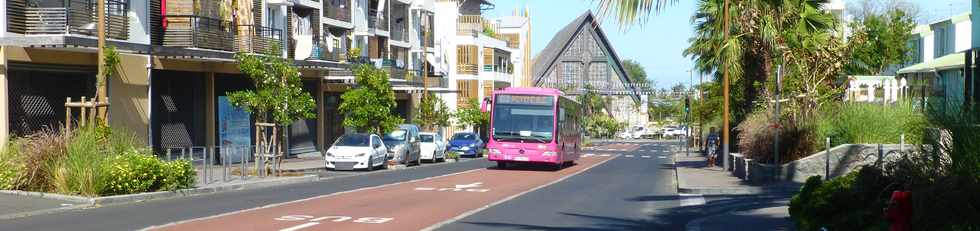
[150, 155, 615, 231]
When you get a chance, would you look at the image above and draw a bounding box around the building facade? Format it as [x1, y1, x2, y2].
[0, 0, 511, 156]
[898, 13, 971, 112]
[531, 11, 646, 127]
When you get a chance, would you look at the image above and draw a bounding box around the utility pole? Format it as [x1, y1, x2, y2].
[422, 11, 430, 96]
[721, 0, 732, 171]
[699, 72, 704, 153]
[774, 65, 782, 173]
[96, 0, 107, 120]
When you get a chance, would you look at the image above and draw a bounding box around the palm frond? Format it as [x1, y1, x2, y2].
[595, 0, 678, 30]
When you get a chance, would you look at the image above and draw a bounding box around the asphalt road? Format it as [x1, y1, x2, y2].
[0, 139, 793, 231]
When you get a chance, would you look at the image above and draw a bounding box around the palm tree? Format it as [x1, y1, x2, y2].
[595, 0, 678, 29]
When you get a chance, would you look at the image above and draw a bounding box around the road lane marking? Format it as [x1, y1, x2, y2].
[420, 156, 618, 231]
[280, 222, 319, 231]
[455, 182, 483, 189]
[625, 155, 634, 158]
[659, 156, 668, 159]
[600, 154, 611, 157]
[141, 168, 487, 231]
[641, 155, 651, 158]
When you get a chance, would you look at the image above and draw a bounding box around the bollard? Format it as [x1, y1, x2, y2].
[878, 144, 884, 168]
[241, 147, 247, 182]
[166, 149, 172, 161]
[900, 134, 905, 153]
[825, 137, 831, 180]
[222, 149, 228, 182]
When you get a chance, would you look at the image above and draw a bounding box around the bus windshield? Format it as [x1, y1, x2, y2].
[492, 95, 555, 143]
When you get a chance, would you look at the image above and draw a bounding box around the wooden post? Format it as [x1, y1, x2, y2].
[80, 96, 88, 127]
[65, 97, 72, 135]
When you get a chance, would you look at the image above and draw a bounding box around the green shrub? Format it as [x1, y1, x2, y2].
[159, 159, 195, 191]
[0, 141, 23, 190]
[789, 168, 894, 231]
[817, 102, 926, 146]
[51, 126, 111, 196]
[736, 110, 820, 164]
[104, 150, 163, 195]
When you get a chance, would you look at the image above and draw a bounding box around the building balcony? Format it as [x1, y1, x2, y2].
[6, 0, 129, 40]
[162, 15, 284, 54]
[368, 9, 388, 31]
[323, 0, 351, 22]
[423, 76, 448, 88]
[457, 15, 497, 38]
[457, 63, 478, 75]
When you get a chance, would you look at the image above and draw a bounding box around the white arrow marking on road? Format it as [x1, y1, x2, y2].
[455, 182, 483, 189]
[280, 222, 319, 231]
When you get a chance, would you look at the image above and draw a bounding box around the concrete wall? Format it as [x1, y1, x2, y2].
[955, 19, 972, 52]
[739, 144, 914, 183]
[108, 54, 151, 142]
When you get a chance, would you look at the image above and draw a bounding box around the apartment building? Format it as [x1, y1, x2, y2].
[0, 0, 521, 154]
[898, 12, 971, 112]
[432, 0, 529, 137]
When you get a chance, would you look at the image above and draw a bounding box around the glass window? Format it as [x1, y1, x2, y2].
[335, 134, 370, 147]
[420, 134, 434, 143]
[452, 133, 477, 140]
[384, 129, 408, 141]
[492, 95, 556, 143]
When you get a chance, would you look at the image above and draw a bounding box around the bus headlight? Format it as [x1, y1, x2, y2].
[542, 151, 558, 156]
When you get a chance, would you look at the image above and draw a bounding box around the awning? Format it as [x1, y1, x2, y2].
[897, 52, 965, 74]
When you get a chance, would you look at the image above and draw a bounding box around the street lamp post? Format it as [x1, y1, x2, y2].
[96, 0, 107, 120]
[721, 0, 731, 171]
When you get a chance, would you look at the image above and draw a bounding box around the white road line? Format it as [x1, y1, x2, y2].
[625, 155, 634, 158]
[421, 155, 618, 231]
[658, 156, 668, 159]
[679, 194, 706, 206]
[641, 155, 651, 158]
[280, 222, 320, 231]
[600, 154, 611, 157]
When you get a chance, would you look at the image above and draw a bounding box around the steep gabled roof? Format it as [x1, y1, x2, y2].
[531, 10, 640, 102]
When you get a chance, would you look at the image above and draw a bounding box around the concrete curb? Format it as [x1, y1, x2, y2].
[0, 175, 319, 219]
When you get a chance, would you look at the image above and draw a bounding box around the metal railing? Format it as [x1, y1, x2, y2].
[323, 0, 351, 22]
[457, 15, 496, 37]
[236, 24, 284, 54]
[368, 9, 388, 31]
[10, 0, 129, 39]
[161, 144, 285, 186]
[424, 77, 448, 88]
[162, 15, 235, 51]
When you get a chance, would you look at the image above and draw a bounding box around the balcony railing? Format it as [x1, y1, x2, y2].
[368, 9, 388, 31]
[457, 15, 496, 38]
[323, 0, 351, 22]
[385, 65, 406, 81]
[482, 64, 513, 74]
[457, 63, 478, 75]
[7, 0, 129, 40]
[236, 25, 283, 54]
[163, 15, 235, 51]
[310, 38, 347, 62]
[390, 24, 408, 42]
[424, 77, 448, 88]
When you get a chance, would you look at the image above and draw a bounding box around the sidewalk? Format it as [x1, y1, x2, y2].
[674, 152, 798, 231]
[675, 153, 800, 195]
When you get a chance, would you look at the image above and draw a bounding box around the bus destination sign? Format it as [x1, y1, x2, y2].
[496, 94, 554, 106]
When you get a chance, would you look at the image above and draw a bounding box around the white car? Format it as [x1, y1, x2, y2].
[325, 133, 388, 171]
[419, 132, 447, 162]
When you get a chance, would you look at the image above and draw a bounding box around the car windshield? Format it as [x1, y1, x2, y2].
[335, 134, 370, 147]
[420, 134, 434, 143]
[492, 95, 555, 143]
[384, 129, 407, 141]
[452, 133, 477, 141]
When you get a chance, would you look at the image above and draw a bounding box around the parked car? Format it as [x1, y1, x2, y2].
[383, 124, 422, 165]
[448, 132, 484, 157]
[419, 132, 447, 162]
[324, 133, 388, 171]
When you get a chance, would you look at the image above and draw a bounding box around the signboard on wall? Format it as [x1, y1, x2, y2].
[218, 96, 252, 164]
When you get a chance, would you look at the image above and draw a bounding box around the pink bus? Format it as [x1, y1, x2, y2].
[482, 87, 583, 170]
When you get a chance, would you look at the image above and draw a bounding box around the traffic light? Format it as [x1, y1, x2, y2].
[684, 97, 690, 113]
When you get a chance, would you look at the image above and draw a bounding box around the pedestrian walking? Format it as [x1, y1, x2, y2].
[705, 127, 720, 167]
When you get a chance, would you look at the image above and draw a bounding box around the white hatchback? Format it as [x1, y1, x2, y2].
[325, 133, 388, 171]
[419, 132, 447, 162]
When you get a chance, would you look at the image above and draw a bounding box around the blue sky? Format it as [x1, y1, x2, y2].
[487, 0, 970, 89]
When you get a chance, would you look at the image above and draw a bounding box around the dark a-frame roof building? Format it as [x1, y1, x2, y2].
[532, 10, 641, 103]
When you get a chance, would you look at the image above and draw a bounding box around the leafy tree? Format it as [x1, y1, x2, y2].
[455, 98, 488, 131]
[417, 93, 452, 132]
[622, 59, 652, 90]
[576, 85, 607, 116]
[845, 8, 915, 75]
[228, 52, 316, 127]
[339, 65, 403, 134]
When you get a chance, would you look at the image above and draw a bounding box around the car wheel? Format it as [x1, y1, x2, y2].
[366, 157, 374, 171]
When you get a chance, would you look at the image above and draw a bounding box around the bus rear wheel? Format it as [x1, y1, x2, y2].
[496, 161, 508, 169]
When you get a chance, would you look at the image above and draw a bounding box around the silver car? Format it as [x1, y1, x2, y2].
[383, 124, 422, 166]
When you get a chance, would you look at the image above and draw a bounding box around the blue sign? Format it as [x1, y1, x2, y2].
[218, 96, 252, 163]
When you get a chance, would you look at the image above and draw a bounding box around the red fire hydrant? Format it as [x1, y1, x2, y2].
[884, 190, 912, 231]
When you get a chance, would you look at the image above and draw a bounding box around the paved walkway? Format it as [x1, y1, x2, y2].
[675, 152, 797, 231]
